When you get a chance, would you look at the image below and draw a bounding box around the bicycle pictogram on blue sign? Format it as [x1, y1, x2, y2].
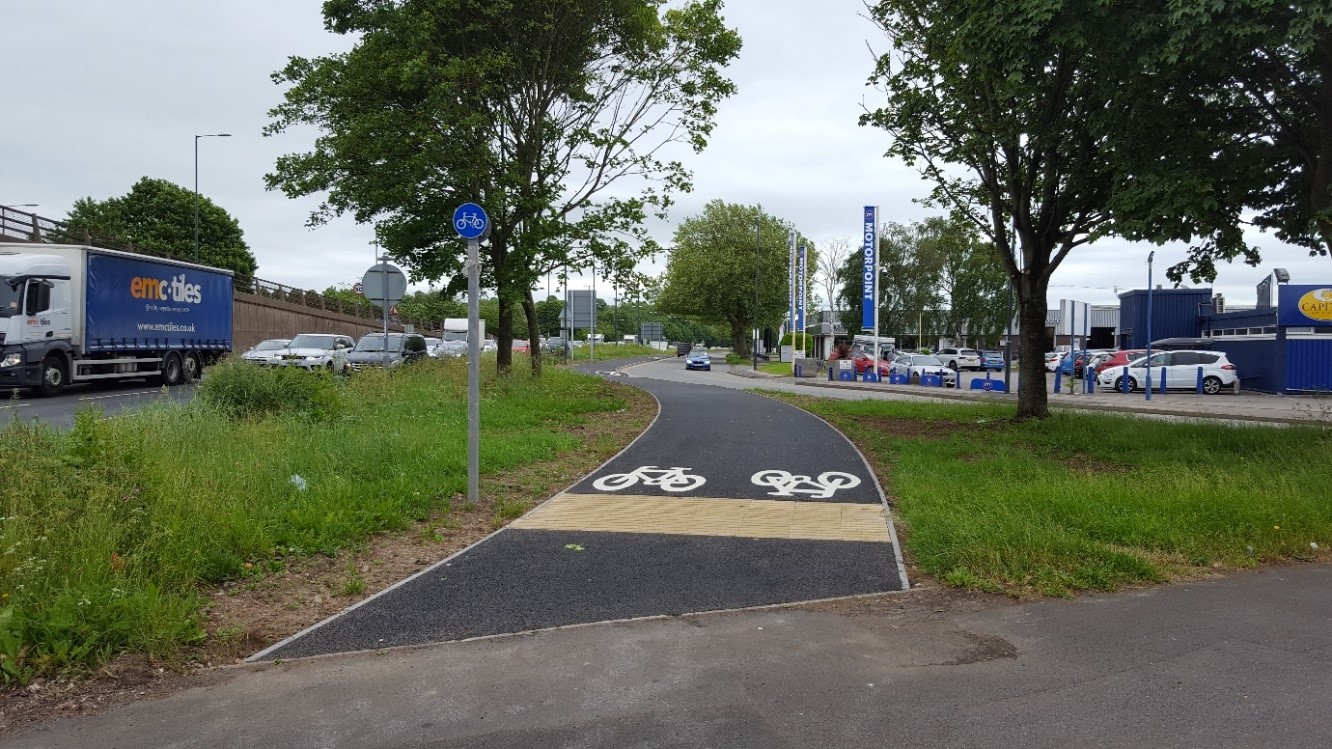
[453, 202, 489, 239]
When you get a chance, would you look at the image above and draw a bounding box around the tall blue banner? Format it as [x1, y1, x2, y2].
[797, 244, 807, 331]
[862, 206, 876, 330]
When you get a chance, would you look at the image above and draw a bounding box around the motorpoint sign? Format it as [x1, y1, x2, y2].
[861, 206, 876, 331]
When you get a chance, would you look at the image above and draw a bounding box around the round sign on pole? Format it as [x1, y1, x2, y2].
[352, 282, 364, 295]
[453, 202, 489, 240]
[361, 262, 407, 308]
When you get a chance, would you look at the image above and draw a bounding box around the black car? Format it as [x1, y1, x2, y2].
[346, 333, 430, 370]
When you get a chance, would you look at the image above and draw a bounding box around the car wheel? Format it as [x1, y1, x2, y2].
[1114, 376, 1136, 393]
[38, 355, 68, 397]
[1202, 376, 1222, 395]
[947, 361, 958, 371]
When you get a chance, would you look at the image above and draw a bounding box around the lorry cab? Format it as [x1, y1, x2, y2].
[0, 253, 76, 382]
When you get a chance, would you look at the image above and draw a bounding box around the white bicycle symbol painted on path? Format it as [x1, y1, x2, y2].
[592, 466, 707, 493]
[751, 470, 862, 499]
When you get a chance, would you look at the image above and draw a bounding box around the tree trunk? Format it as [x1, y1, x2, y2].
[523, 289, 542, 378]
[497, 299, 514, 374]
[1014, 273, 1051, 421]
[730, 317, 750, 358]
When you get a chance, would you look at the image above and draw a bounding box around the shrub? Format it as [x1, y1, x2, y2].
[196, 360, 346, 420]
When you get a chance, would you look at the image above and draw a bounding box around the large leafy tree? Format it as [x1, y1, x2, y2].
[658, 201, 810, 356]
[265, 0, 741, 375]
[63, 177, 258, 276]
[861, 0, 1236, 419]
[1163, 2, 1332, 269]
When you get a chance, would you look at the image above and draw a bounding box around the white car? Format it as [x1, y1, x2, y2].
[240, 338, 290, 366]
[423, 337, 443, 358]
[935, 346, 982, 371]
[889, 353, 958, 387]
[1096, 350, 1238, 394]
[277, 333, 355, 373]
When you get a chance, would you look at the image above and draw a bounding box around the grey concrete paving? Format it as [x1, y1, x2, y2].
[12, 564, 1330, 748]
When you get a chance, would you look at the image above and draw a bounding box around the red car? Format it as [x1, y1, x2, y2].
[829, 348, 890, 376]
[1095, 349, 1147, 374]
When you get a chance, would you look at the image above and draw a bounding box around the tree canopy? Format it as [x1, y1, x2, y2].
[658, 200, 812, 356]
[265, 0, 741, 374]
[63, 177, 258, 276]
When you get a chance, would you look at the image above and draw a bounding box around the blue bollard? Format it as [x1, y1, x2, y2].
[1120, 366, 1130, 393]
[1196, 366, 1204, 394]
[1053, 367, 1063, 393]
[1159, 366, 1167, 394]
[1085, 368, 1095, 394]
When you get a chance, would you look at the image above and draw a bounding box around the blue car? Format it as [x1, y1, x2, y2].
[980, 350, 1005, 371]
[684, 349, 711, 371]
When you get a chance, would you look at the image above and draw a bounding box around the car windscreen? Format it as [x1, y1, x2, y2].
[255, 340, 289, 351]
[442, 332, 468, 342]
[355, 335, 404, 352]
[0, 280, 22, 318]
[911, 356, 945, 366]
[289, 334, 336, 349]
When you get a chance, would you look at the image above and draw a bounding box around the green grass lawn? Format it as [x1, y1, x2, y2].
[764, 393, 1332, 598]
[758, 361, 792, 376]
[0, 360, 631, 683]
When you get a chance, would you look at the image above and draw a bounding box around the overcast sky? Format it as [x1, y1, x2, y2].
[3, 0, 1326, 308]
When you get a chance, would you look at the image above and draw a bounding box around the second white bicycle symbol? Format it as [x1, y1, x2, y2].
[750, 470, 862, 499]
[592, 466, 707, 493]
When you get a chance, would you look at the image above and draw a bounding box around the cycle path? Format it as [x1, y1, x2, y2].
[254, 361, 906, 661]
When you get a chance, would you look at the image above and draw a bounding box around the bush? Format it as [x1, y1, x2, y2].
[196, 359, 346, 420]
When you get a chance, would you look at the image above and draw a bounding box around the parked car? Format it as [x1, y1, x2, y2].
[346, 332, 430, 371]
[979, 350, 1005, 371]
[1057, 349, 1112, 376]
[1096, 350, 1238, 394]
[936, 347, 982, 371]
[1044, 351, 1065, 372]
[831, 348, 888, 376]
[240, 338, 291, 366]
[684, 349, 712, 371]
[1094, 349, 1146, 374]
[278, 333, 355, 373]
[889, 352, 957, 387]
[423, 337, 443, 358]
[436, 339, 468, 357]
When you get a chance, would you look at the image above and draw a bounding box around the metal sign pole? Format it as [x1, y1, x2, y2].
[467, 236, 480, 504]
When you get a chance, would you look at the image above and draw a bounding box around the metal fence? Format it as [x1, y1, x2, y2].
[0, 205, 434, 329]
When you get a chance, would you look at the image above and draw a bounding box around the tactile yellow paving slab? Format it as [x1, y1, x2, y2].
[510, 493, 891, 542]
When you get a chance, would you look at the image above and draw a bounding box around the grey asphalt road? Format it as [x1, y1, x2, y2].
[0, 380, 196, 429]
[13, 564, 1330, 748]
[254, 357, 905, 661]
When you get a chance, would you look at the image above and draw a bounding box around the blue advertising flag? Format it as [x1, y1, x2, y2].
[797, 244, 807, 331]
[862, 206, 876, 330]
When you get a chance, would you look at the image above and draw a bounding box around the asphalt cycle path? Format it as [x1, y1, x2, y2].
[255, 357, 906, 661]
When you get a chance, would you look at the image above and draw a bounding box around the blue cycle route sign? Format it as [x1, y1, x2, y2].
[453, 202, 489, 240]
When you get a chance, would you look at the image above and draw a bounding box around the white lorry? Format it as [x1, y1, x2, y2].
[0, 243, 234, 396]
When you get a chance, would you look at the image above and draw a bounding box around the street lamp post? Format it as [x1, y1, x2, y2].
[194, 132, 231, 263]
[754, 215, 760, 371]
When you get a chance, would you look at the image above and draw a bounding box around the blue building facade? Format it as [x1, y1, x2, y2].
[1117, 284, 1332, 394]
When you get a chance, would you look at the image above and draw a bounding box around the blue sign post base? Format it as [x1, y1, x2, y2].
[862, 370, 880, 383]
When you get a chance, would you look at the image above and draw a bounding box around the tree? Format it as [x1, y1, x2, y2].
[813, 237, 851, 316]
[862, 1, 1202, 419]
[265, 0, 741, 376]
[63, 177, 258, 276]
[658, 201, 808, 356]
[1162, 2, 1332, 270]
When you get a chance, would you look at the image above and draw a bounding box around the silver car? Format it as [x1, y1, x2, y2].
[240, 338, 290, 366]
[890, 353, 958, 387]
[277, 333, 354, 373]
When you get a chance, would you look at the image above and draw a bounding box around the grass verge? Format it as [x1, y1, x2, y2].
[761, 391, 1332, 598]
[0, 359, 644, 683]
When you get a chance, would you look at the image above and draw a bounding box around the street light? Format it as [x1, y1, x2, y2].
[754, 214, 761, 371]
[194, 132, 231, 263]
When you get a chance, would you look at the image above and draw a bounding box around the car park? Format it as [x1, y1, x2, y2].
[979, 350, 1005, 371]
[1096, 350, 1238, 394]
[889, 352, 957, 386]
[345, 332, 430, 371]
[240, 338, 291, 366]
[684, 349, 712, 371]
[935, 347, 982, 371]
[278, 333, 354, 373]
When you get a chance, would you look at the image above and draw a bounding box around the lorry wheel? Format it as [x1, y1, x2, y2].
[182, 352, 203, 383]
[161, 353, 185, 386]
[38, 356, 68, 397]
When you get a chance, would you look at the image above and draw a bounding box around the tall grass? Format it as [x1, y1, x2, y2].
[784, 396, 1332, 597]
[0, 359, 626, 682]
